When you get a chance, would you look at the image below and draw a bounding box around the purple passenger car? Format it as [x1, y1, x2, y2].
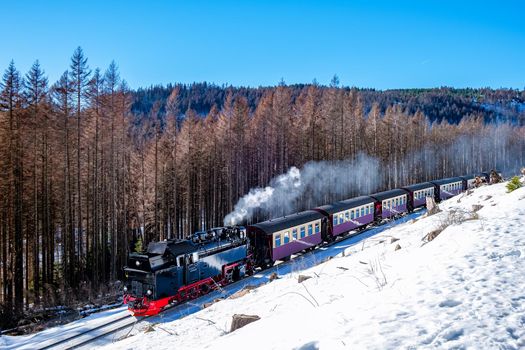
[430, 177, 464, 201]
[314, 196, 375, 238]
[369, 189, 409, 220]
[402, 182, 435, 211]
[247, 210, 325, 263]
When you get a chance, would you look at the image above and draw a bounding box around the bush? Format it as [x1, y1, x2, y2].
[506, 176, 522, 193]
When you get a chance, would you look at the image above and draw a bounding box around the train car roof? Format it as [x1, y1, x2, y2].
[249, 210, 325, 235]
[459, 174, 477, 180]
[316, 196, 374, 215]
[402, 182, 434, 192]
[166, 240, 197, 257]
[429, 177, 464, 186]
[369, 188, 408, 201]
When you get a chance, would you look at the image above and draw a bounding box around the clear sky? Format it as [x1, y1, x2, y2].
[1, 0, 524, 90]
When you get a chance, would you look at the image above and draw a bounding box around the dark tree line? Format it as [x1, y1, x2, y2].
[1, 50, 524, 327]
[131, 83, 525, 126]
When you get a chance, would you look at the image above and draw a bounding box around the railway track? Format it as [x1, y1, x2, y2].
[33, 313, 141, 350]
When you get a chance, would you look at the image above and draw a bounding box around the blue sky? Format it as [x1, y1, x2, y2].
[1, 0, 524, 89]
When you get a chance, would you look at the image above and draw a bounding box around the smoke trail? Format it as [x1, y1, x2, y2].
[223, 153, 381, 225]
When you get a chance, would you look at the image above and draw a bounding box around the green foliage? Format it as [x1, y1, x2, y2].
[506, 176, 523, 193]
[134, 236, 143, 253]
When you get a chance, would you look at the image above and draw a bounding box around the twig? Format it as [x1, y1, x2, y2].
[156, 325, 176, 335]
[302, 283, 319, 307]
[279, 291, 317, 308]
[196, 316, 216, 325]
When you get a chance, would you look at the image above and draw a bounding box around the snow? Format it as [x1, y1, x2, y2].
[0, 306, 129, 349]
[3, 181, 524, 349]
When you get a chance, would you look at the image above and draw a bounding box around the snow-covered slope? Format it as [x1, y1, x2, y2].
[100, 182, 525, 350]
[3, 182, 524, 350]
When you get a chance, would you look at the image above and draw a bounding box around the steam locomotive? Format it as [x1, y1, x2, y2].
[123, 171, 496, 316]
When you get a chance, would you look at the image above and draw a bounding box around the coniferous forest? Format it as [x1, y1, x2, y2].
[1, 48, 524, 326]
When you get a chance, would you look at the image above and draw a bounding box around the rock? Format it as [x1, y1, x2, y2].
[424, 229, 442, 242]
[229, 289, 251, 299]
[144, 324, 156, 333]
[269, 272, 279, 282]
[202, 298, 224, 308]
[230, 314, 260, 332]
[426, 197, 441, 216]
[390, 237, 399, 244]
[394, 244, 401, 251]
[297, 275, 312, 283]
[472, 204, 483, 212]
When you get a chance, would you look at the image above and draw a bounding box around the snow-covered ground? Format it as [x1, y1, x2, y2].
[3, 181, 524, 349]
[0, 306, 130, 349]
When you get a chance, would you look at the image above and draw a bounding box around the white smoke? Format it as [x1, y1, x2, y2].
[224, 153, 381, 225]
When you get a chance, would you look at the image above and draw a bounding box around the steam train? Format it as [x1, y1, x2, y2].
[123, 171, 495, 316]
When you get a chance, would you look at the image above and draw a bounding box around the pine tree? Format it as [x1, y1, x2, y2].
[69, 47, 91, 283]
[0, 61, 24, 311]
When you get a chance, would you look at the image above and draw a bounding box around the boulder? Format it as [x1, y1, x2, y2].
[230, 314, 260, 332]
[297, 275, 312, 283]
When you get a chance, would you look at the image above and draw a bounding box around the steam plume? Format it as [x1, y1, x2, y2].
[223, 153, 380, 225]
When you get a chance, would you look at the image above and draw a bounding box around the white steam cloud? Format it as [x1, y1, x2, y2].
[223, 153, 381, 226]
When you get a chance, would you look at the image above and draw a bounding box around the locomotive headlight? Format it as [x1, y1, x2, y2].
[123, 286, 128, 292]
[146, 289, 152, 296]
[135, 260, 141, 267]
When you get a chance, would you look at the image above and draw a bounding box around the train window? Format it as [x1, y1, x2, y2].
[292, 228, 298, 240]
[361, 207, 365, 216]
[315, 222, 320, 233]
[308, 224, 313, 235]
[339, 214, 344, 224]
[365, 206, 368, 215]
[177, 255, 184, 267]
[345, 211, 350, 221]
[300, 226, 305, 238]
[333, 216, 338, 226]
[275, 234, 281, 247]
[351, 210, 355, 219]
[284, 232, 290, 244]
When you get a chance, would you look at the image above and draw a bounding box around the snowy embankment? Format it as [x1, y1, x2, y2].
[103, 181, 525, 350]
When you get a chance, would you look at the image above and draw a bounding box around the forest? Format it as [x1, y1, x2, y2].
[1, 48, 524, 327]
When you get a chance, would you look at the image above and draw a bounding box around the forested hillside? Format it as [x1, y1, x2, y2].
[1, 48, 524, 326]
[132, 82, 525, 125]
